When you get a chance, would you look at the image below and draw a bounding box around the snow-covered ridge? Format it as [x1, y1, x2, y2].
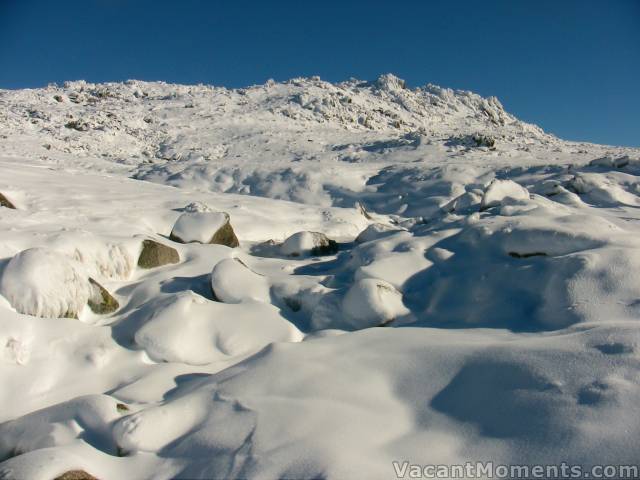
[2, 74, 637, 213]
[0, 73, 546, 175]
[1, 73, 544, 143]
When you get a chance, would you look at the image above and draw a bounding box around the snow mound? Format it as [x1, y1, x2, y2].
[134, 291, 302, 364]
[355, 223, 402, 243]
[0, 394, 121, 461]
[342, 278, 409, 329]
[49, 231, 137, 281]
[210, 257, 271, 304]
[480, 179, 530, 210]
[0, 248, 92, 318]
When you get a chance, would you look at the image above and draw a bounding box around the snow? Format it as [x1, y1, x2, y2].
[1, 75, 640, 479]
[134, 291, 302, 365]
[354, 222, 402, 243]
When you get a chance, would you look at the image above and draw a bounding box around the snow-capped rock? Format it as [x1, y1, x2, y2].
[0, 248, 117, 318]
[169, 211, 239, 247]
[280, 231, 338, 257]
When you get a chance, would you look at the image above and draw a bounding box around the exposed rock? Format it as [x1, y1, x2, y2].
[182, 201, 213, 213]
[446, 133, 496, 149]
[472, 134, 496, 149]
[65, 119, 90, 131]
[508, 251, 548, 259]
[281, 231, 338, 257]
[169, 211, 239, 247]
[137, 239, 179, 269]
[0, 192, 16, 209]
[54, 470, 98, 480]
[87, 278, 119, 315]
[355, 201, 373, 220]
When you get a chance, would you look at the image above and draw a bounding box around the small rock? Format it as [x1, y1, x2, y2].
[169, 211, 239, 247]
[182, 201, 213, 213]
[281, 231, 338, 257]
[0, 192, 16, 209]
[54, 470, 98, 480]
[87, 278, 119, 315]
[65, 119, 90, 132]
[137, 239, 179, 269]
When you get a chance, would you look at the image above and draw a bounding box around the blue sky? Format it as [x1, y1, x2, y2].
[1, 0, 638, 146]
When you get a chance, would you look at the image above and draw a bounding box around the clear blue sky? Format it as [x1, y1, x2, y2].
[1, 0, 638, 146]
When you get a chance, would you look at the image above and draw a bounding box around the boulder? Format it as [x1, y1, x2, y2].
[169, 211, 239, 247]
[137, 239, 179, 269]
[281, 231, 338, 257]
[0, 192, 16, 209]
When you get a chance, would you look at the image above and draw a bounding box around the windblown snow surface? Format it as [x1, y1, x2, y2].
[1, 75, 640, 479]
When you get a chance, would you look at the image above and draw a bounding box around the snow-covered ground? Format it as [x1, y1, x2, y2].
[1, 75, 639, 479]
